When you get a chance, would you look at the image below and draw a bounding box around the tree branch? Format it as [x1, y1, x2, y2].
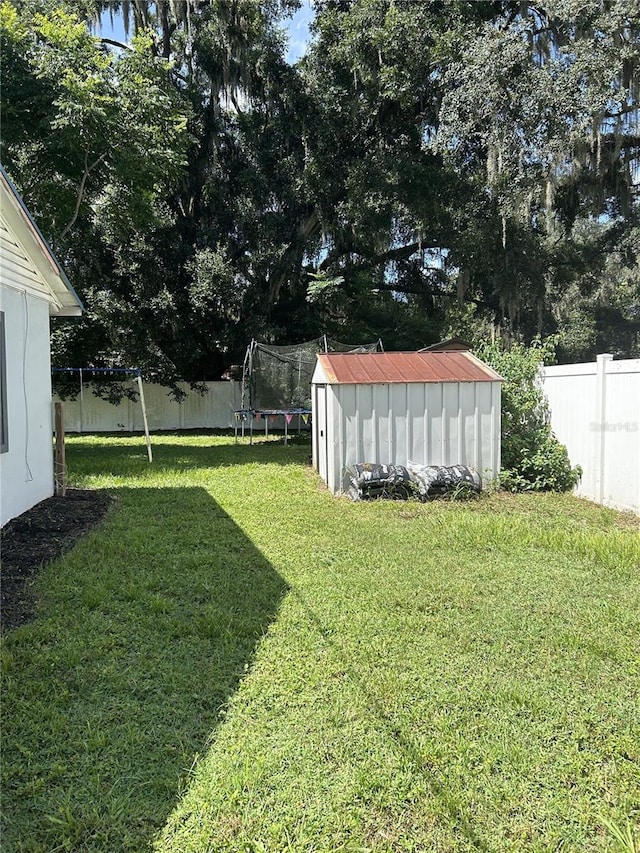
[603, 104, 639, 119]
[58, 150, 107, 243]
[375, 281, 489, 306]
[100, 37, 132, 51]
[320, 239, 444, 272]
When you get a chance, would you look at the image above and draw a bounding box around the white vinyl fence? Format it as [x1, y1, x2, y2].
[54, 381, 242, 433]
[542, 355, 640, 515]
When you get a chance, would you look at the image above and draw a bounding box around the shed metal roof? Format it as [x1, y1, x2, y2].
[314, 351, 502, 384]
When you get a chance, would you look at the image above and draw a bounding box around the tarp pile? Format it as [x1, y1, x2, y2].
[346, 462, 482, 501]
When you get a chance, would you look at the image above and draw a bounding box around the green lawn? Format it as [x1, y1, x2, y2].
[2, 434, 639, 852]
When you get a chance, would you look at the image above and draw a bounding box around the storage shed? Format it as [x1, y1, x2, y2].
[311, 351, 502, 494]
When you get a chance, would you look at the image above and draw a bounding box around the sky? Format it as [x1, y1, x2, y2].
[98, 2, 314, 65]
[285, 1, 314, 64]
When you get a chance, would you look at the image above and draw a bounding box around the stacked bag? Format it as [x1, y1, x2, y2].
[406, 463, 482, 498]
[345, 463, 415, 501]
[345, 462, 482, 501]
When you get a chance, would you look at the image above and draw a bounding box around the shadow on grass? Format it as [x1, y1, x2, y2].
[286, 586, 491, 853]
[1, 487, 288, 852]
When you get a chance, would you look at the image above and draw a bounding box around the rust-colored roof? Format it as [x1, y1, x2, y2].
[315, 351, 502, 384]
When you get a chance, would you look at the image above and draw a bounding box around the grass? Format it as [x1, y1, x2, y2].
[2, 433, 639, 852]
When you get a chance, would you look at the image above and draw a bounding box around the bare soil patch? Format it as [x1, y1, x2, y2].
[1, 489, 113, 632]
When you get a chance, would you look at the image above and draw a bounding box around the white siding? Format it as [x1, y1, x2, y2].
[543, 356, 640, 514]
[0, 221, 44, 295]
[314, 379, 501, 494]
[460, 383, 476, 468]
[0, 286, 55, 526]
[426, 384, 444, 465]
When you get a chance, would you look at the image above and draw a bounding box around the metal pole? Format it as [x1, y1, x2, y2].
[79, 368, 84, 433]
[136, 374, 153, 462]
[54, 402, 66, 496]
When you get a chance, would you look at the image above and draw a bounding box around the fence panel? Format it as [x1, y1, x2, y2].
[54, 381, 242, 433]
[543, 355, 640, 514]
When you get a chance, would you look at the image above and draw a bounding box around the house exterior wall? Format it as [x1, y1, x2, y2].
[314, 380, 501, 494]
[543, 356, 640, 514]
[0, 286, 55, 526]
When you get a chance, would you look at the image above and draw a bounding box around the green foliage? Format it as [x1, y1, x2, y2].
[1, 0, 638, 383]
[1, 1, 193, 388]
[552, 223, 640, 361]
[476, 338, 583, 492]
[305, 270, 344, 303]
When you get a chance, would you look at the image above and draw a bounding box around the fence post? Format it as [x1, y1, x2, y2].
[54, 402, 66, 497]
[594, 354, 612, 504]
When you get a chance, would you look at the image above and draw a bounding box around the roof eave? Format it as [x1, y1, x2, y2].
[0, 164, 83, 315]
[51, 304, 84, 317]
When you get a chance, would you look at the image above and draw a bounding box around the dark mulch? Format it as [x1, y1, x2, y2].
[1, 489, 113, 632]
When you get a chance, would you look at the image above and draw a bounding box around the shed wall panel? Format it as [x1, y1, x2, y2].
[410, 383, 428, 465]
[359, 384, 373, 463]
[330, 384, 345, 494]
[477, 384, 494, 476]
[341, 384, 357, 472]
[374, 384, 390, 461]
[492, 382, 502, 475]
[459, 383, 476, 467]
[426, 384, 444, 464]
[316, 385, 328, 482]
[391, 384, 407, 463]
[444, 383, 460, 466]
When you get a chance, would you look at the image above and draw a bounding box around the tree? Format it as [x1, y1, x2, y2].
[1, 1, 192, 388]
[300, 0, 639, 351]
[435, 1, 639, 342]
[2, 0, 637, 390]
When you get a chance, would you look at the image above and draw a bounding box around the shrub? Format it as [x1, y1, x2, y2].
[475, 338, 582, 492]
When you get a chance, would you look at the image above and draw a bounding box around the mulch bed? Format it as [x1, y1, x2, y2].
[1, 489, 113, 632]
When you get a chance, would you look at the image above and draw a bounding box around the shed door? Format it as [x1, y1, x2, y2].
[315, 384, 328, 483]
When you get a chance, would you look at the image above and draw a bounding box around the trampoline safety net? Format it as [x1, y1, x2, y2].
[243, 337, 381, 411]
